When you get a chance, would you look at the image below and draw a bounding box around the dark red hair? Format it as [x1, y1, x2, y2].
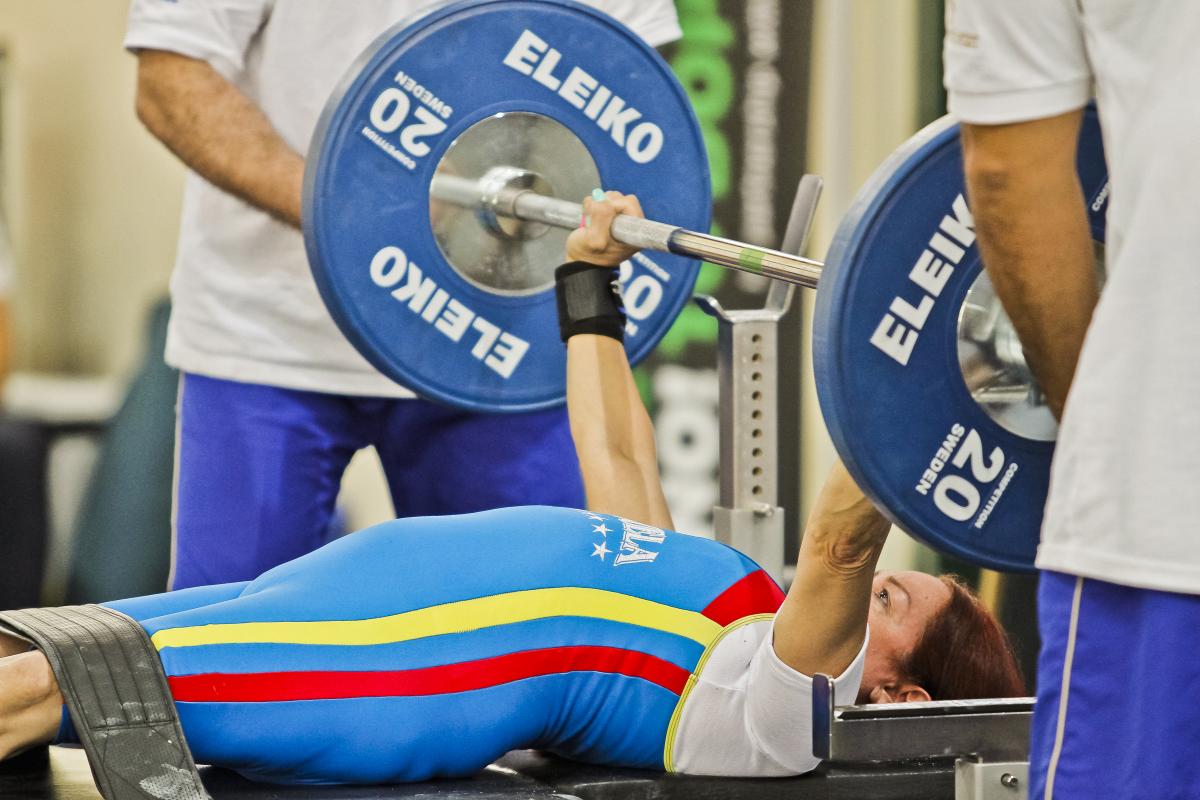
[897, 575, 1026, 700]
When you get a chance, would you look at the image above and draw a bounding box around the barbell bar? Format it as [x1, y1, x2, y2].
[431, 170, 825, 289]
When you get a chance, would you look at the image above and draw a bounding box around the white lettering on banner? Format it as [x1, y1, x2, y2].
[502, 29, 665, 164]
[914, 422, 1011, 525]
[614, 519, 667, 566]
[870, 194, 976, 365]
[369, 246, 530, 379]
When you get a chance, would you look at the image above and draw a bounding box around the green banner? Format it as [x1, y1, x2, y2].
[648, 0, 813, 544]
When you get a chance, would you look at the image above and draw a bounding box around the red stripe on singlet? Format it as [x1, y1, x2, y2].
[168, 645, 690, 702]
[701, 570, 785, 627]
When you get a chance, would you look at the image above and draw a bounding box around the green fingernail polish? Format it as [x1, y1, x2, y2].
[592, 188, 607, 201]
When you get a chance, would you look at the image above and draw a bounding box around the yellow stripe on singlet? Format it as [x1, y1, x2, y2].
[149, 587, 723, 650]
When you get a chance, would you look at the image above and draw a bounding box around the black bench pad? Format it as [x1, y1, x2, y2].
[0, 747, 956, 800]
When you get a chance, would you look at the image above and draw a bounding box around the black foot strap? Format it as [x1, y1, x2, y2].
[0, 605, 209, 800]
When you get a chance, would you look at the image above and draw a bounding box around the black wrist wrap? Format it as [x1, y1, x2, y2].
[555, 261, 625, 343]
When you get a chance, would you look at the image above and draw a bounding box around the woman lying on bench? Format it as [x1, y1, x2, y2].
[0, 193, 1023, 785]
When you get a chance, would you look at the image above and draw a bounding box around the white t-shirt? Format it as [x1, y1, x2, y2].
[125, 0, 682, 397]
[673, 618, 866, 776]
[944, 0, 1200, 594]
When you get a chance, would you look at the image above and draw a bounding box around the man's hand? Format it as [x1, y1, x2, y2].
[135, 50, 306, 228]
[566, 191, 644, 266]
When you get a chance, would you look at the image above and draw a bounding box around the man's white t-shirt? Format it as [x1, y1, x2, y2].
[674, 618, 866, 776]
[125, 0, 682, 397]
[944, 0, 1200, 594]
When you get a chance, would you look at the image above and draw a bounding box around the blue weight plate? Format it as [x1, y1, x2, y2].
[304, 0, 710, 412]
[813, 108, 1108, 572]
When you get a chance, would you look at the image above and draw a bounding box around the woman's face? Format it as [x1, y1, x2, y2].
[858, 571, 952, 704]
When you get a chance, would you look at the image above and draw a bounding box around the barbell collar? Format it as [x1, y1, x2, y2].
[430, 173, 824, 289]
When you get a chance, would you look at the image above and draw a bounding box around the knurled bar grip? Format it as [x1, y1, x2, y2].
[514, 191, 677, 252]
[0, 606, 209, 800]
[430, 174, 824, 289]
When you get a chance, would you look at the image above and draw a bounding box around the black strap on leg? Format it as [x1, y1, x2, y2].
[0, 605, 209, 800]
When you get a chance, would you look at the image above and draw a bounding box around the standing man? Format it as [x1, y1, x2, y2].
[944, 2, 1200, 797]
[125, 1, 682, 590]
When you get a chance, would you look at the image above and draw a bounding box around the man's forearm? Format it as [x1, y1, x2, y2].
[963, 113, 1099, 419]
[774, 462, 889, 678]
[567, 334, 673, 530]
[136, 50, 305, 228]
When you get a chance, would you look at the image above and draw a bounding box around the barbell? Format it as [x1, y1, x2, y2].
[429, 170, 826, 288]
[302, 0, 1111, 571]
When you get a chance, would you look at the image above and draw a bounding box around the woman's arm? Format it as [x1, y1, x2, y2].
[772, 462, 890, 677]
[562, 194, 673, 531]
[567, 334, 673, 531]
[560, 191, 887, 676]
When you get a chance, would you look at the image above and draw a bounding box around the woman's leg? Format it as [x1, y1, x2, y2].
[0, 651, 61, 760]
[104, 580, 250, 622]
[1, 581, 254, 755]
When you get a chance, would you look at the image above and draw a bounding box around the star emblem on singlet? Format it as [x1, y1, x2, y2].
[592, 541, 611, 561]
[592, 523, 611, 537]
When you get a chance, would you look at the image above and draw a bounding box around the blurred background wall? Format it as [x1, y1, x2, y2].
[1, 0, 183, 377]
